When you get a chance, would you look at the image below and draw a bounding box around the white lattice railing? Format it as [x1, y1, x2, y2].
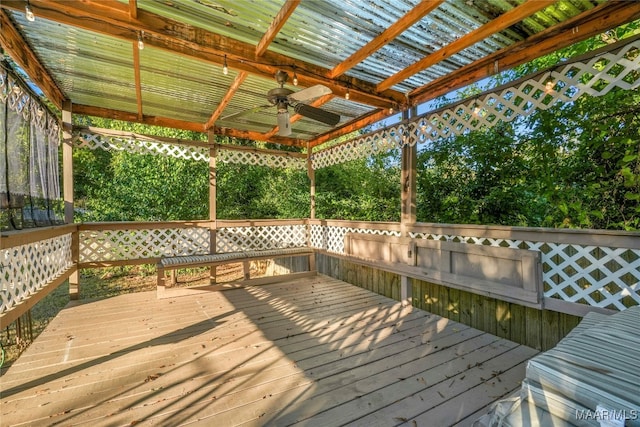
[78, 220, 309, 263]
[309, 220, 402, 254]
[312, 37, 640, 169]
[1, 231, 74, 315]
[217, 222, 307, 253]
[79, 223, 211, 264]
[407, 224, 640, 312]
[73, 127, 306, 170]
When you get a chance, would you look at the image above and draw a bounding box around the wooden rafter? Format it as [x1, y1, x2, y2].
[0, 0, 404, 109]
[255, 0, 300, 57]
[309, 108, 396, 148]
[205, 72, 248, 130]
[377, 0, 556, 92]
[409, 0, 640, 105]
[207, 1, 299, 132]
[329, 0, 444, 79]
[0, 9, 66, 108]
[128, 0, 137, 19]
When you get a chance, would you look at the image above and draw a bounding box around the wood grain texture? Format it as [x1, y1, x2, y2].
[1, 275, 537, 426]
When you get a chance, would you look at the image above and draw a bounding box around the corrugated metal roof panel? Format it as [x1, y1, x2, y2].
[12, 13, 139, 113]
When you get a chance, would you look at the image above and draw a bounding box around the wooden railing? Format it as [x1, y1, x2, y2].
[2, 219, 639, 327]
[1, 224, 77, 326]
[310, 220, 640, 315]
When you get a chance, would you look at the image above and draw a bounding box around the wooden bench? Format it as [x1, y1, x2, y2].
[156, 247, 316, 297]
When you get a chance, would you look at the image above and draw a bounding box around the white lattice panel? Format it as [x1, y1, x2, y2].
[310, 225, 402, 254]
[73, 129, 209, 162]
[314, 39, 640, 168]
[73, 129, 305, 169]
[409, 232, 640, 310]
[79, 228, 210, 262]
[218, 149, 305, 170]
[311, 124, 404, 169]
[1, 234, 74, 314]
[216, 225, 307, 253]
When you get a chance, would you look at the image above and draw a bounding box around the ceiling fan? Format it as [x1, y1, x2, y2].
[222, 70, 341, 136]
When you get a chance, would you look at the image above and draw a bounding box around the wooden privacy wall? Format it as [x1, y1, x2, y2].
[316, 253, 581, 351]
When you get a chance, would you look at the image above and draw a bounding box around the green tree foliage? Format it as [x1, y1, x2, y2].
[417, 88, 640, 230]
[73, 116, 309, 220]
[315, 150, 400, 221]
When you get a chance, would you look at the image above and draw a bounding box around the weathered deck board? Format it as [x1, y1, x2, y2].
[1, 275, 538, 426]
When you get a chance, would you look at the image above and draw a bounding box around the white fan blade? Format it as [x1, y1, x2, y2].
[277, 111, 291, 136]
[289, 84, 332, 102]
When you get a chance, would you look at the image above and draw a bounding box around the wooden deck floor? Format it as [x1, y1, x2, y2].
[1, 275, 538, 427]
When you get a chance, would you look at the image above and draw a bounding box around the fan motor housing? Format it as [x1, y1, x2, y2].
[267, 87, 294, 112]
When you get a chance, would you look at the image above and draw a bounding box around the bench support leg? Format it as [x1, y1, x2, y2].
[209, 265, 216, 285]
[157, 266, 165, 297]
[243, 260, 251, 281]
[169, 269, 177, 286]
[308, 253, 316, 272]
[401, 275, 412, 307]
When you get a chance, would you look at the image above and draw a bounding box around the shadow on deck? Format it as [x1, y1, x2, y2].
[0, 274, 538, 426]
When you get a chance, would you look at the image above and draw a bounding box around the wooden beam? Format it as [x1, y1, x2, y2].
[377, 0, 556, 92]
[132, 42, 143, 120]
[409, 1, 640, 105]
[0, 0, 404, 109]
[330, 0, 443, 78]
[73, 104, 307, 146]
[310, 108, 395, 148]
[205, 72, 248, 130]
[214, 126, 306, 147]
[255, 0, 300, 57]
[0, 10, 66, 108]
[72, 104, 206, 133]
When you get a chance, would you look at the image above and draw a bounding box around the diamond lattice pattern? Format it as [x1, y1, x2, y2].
[1, 234, 73, 314]
[408, 232, 640, 310]
[216, 225, 307, 253]
[79, 228, 210, 262]
[312, 39, 640, 169]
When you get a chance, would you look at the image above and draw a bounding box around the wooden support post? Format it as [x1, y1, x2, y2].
[69, 227, 80, 299]
[400, 107, 417, 235]
[401, 275, 412, 307]
[62, 101, 74, 224]
[209, 133, 217, 285]
[307, 143, 316, 219]
[62, 101, 80, 299]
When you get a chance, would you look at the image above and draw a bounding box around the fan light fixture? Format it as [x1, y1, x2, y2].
[137, 31, 144, 50]
[223, 55, 229, 75]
